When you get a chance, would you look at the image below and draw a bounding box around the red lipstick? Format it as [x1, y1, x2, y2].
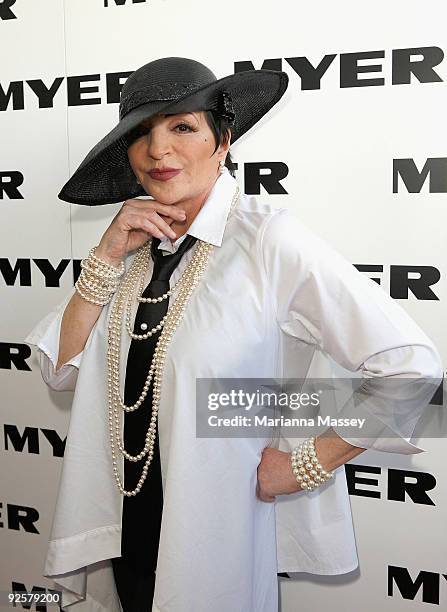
[148, 168, 182, 181]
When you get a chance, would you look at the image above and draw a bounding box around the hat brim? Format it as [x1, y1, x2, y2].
[59, 69, 288, 205]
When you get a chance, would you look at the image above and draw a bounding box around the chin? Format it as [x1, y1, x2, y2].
[145, 181, 188, 205]
[148, 189, 182, 206]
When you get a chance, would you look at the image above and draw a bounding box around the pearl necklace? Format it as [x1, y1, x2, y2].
[125, 245, 196, 341]
[107, 185, 240, 496]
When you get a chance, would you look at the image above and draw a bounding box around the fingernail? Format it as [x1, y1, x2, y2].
[179, 211, 186, 218]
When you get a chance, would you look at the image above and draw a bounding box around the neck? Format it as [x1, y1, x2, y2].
[168, 175, 219, 242]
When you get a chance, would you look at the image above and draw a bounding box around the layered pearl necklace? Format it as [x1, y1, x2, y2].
[107, 185, 240, 496]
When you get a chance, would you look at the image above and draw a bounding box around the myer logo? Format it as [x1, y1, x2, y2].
[1, 46, 445, 112]
[0, 258, 81, 287]
[0, 163, 287, 199]
[233, 162, 288, 194]
[388, 566, 447, 605]
[0, 0, 17, 20]
[235, 46, 445, 88]
[0, 502, 40, 533]
[3, 424, 66, 456]
[394, 158, 447, 193]
[0, 343, 32, 371]
[0, 72, 132, 111]
[353, 264, 441, 300]
[345, 464, 436, 504]
[0, 259, 441, 300]
[0, 171, 23, 199]
[2, 159, 447, 199]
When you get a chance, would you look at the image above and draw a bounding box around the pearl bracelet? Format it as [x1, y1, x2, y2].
[75, 246, 125, 306]
[87, 246, 125, 277]
[290, 436, 334, 492]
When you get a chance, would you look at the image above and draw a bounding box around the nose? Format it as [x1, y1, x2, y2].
[145, 125, 171, 160]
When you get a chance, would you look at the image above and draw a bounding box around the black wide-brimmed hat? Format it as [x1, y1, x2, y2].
[58, 56, 289, 206]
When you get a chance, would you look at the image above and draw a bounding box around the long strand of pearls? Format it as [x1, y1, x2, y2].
[107, 186, 240, 496]
[124, 246, 166, 341]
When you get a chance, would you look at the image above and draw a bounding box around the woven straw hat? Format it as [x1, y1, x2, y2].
[58, 56, 289, 205]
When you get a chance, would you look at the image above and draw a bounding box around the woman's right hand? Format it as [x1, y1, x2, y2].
[95, 198, 187, 266]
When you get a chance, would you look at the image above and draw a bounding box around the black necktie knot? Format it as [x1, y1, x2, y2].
[150, 234, 198, 281]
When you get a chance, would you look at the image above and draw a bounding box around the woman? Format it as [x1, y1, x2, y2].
[25, 57, 442, 612]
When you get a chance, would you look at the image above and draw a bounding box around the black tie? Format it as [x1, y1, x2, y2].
[112, 233, 198, 612]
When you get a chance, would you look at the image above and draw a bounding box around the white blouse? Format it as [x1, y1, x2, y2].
[25, 167, 443, 612]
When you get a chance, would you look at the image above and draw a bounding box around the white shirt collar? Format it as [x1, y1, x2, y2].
[157, 167, 238, 255]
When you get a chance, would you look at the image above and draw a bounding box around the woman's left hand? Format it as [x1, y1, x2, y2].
[256, 447, 302, 502]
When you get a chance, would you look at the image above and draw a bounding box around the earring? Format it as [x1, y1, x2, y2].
[218, 159, 225, 174]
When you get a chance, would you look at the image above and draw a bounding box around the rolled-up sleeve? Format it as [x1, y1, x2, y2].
[261, 208, 443, 454]
[24, 288, 83, 392]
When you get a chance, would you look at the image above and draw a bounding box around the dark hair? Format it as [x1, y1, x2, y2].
[203, 110, 236, 178]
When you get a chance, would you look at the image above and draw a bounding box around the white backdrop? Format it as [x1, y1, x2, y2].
[1, 1, 446, 610]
